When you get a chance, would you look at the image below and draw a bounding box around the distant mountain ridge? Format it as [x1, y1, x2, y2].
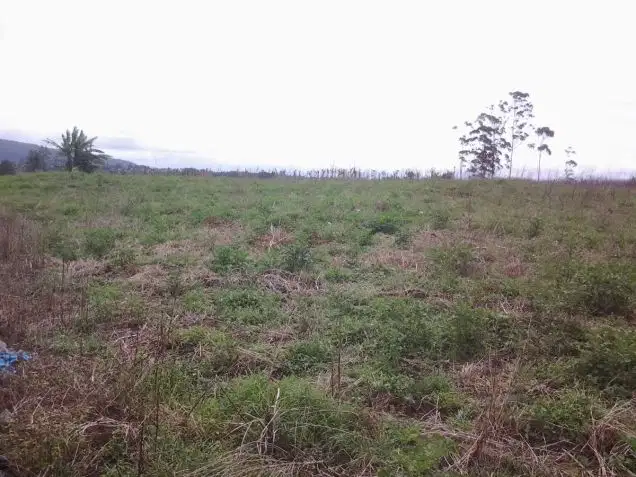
[0, 137, 142, 171]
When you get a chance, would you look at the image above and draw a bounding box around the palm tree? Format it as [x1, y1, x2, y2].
[45, 127, 111, 173]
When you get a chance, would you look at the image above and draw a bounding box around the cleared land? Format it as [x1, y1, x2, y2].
[0, 173, 635, 476]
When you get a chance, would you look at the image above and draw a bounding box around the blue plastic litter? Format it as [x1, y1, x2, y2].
[0, 350, 31, 373]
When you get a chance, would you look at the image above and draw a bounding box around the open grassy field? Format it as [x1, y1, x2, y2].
[0, 172, 635, 476]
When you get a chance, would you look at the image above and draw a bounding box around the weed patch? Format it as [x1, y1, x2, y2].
[83, 227, 121, 258]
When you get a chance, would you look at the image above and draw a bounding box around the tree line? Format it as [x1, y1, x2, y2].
[454, 91, 577, 180]
[1, 100, 583, 180]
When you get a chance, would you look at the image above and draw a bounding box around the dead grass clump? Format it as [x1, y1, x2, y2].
[329, 254, 348, 267]
[152, 239, 202, 259]
[503, 257, 527, 278]
[231, 347, 277, 376]
[182, 265, 222, 288]
[261, 325, 295, 345]
[361, 248, 425, 271]
[202, 215, 232, 228]
[0, 211, 52, 346]
[308, 230, 332, 246]
[584, 402, 636, 475]
[411, 230, 448, 253]
[127, 264, 168, 295]
[254, 225, 295, 251]
[361, 233, 426, 271]
[67, 258, 111, 279]
[375, 200, 390, 212]
[455, 359, 514, 399]
[0, 212, 44, 265]
[0, 354, 148, 475]
[258, 269, 325, 296]
[202, 217, 245, 246]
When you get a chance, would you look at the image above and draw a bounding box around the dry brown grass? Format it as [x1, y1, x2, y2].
[202, 216, 245, 246]
[258, 269, 325, 296]
[151, 238, 204, 259]
[254, 225, 295, 251]
[127, 264, 169, 296]
[361, 234, 426, 272]
[0, 211, 157, 475]
[410, 230, 449, 253]
[0, 212, 49, 346]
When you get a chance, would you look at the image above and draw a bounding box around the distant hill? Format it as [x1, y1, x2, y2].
[0, 138, 142, 171]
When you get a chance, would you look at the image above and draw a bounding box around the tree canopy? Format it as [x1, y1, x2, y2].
[45, 127, 111, 173]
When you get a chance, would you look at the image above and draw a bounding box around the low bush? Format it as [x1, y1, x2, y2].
[84, 227, 120, 258]
[428, 244, 479, 278]
[280, 242, 313, 272]
[282, 339, 333, 375]
[173, 326, 239, 374]
[363, 215, 404, 235]
[576, 326, 636, 398]
[216, 288, 282, 325]
[566, 262, 634, 316]
[429, 208, 451, 230]
[518, 389, 604, 444]
[209, 245, 250, 273]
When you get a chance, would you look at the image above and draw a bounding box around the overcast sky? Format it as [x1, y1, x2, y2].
[1, 0, 635, 175]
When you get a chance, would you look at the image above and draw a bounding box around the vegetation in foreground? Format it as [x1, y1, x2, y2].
[0, 172, 635, 476]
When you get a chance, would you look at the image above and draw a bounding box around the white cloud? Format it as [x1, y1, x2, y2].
[1, 0, 635, 172]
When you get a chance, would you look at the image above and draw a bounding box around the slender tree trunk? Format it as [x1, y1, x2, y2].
[508, 102, 517, 179]
[537, 151, 542, 181]
[508, 145, 514, 179]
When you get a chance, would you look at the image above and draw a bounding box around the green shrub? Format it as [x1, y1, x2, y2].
[351, 367, 465, 421]
[182, 287, 210, 313]
[0, 160, 17, 176]
[281, 242, 313, 272]
[519, 389, 604, 444]
[84, 227, 120, 258]
[324, 267, 352, 283]
[355, 367, 416, 398]
[209, 245, 250, 273]
[525, 216, 543, 239]
[174, 326, 238, 373]
[73, 283, 125, 332]
[46, 229, 79, 261]
[567, 263, 634, 316]
[364, 215, 403, 235]
[198, 375, 372, 462]
[283, 339, 334, 375]
[377, 425, 455, 476]
[430, 208, 451, 230]
[447, 307, 486, 361]
[216, 289, 281, 325]
[394, 229, 412, 249]
[428, 244, 478, 278]
[528, 315, 588, 357]
[357, 229, 376, 246]
[62, 204, 80, 216]
[109, 246, 137, 270]
[576, 327, 636, 398]
[347, 299, 513, 368]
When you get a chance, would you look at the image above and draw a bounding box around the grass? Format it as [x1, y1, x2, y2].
[0, 172, 635, 476]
